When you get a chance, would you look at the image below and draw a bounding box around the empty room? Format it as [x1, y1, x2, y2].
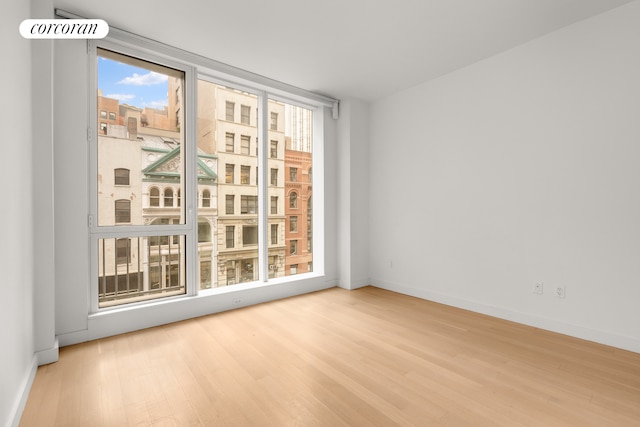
[3, 0, 640, 425]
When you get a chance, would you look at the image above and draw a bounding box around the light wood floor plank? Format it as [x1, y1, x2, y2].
[20, 286, 640, 426]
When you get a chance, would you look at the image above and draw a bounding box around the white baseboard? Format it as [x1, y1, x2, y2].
[337, 277, 369, 290]
[57, 329, 89, 347]
[9, 355, 38, 427]
[371, 278, 640, 354]
[35, 338, 59, 365]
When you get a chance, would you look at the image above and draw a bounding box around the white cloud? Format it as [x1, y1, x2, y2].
[142, 100, 168, 109]
[117, 71, 168, 86]
[104, 93, 136, 102]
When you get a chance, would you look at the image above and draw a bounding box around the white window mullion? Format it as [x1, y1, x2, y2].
[257, 92, 269, 282]
[184, 64, 198, 296]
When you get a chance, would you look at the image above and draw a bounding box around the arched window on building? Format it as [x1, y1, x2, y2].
[150, 187, 160, 207]
[202, 189, 211, 207]
[198, 219, 211, 243]
[164, 188, 174, 207]
[289, 191, 298, 209]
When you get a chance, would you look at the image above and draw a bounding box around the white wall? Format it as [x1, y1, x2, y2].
[1, 2, 36, 426]
[32, 0, 58, 367]
[369, 1, 640, 352]
[336, 99, 370, 289]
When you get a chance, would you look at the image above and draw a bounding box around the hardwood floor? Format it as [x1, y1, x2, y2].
[21, 286, 640, 426]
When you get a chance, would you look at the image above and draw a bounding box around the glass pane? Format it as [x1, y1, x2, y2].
[268, 101, 312, 277]
[98, 235, 186, 308]
[97, 48, 185, 226]
[198, 79, 260, 287]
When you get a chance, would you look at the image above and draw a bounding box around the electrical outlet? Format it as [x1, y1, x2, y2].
[555, 286, 566, 298]
[534, 282, 543, 295]
[233, 298, 243, 305]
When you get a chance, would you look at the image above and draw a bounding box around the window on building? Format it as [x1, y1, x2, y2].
[290, 264, 298, 275]
[114, 168, 130, 185]
[226, 164, 234, 184]
[290, 192, 297, 209]
[225, 133, 234, 152]
[270, 112, 278, 130]
[268, 256, 277, 279]
[241, 135, 250, 155]
[150, 187, 160, 207]
[114, 199, 131, 223]
[241, 105, 250, 125]
[100, 110, 107, 118]
[116, 238, 131, 264]
[100, 122, 107, 134]
[202, 189, 210, 207]
[270, 196, 277, 215]
[290, 167, 298, 182]
[271, 224, 278, 245]
[241, 166, 250, 185]
[225, 195, 234, 215]
[243, 226, 258, 246]
[177, 189, 181, 207]
[200, 260, 212, 290]
[226, 101, 234, 121]
[226, 226, 234, 248]
[240, 259, 255, 283]
[270, 168, 277, 186]
[290, 240, 297, 255]
[198, 220, 211, 243]
[241, 195, 258, 214]
[270, 140, 278, 158]
[164, 188, 174, 207]
[290, 216, 298, 233]
[226, 261, 236, 285]
[109, 112, 116, 120]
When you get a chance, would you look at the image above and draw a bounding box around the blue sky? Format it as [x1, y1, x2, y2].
[98, 57, 168, 109]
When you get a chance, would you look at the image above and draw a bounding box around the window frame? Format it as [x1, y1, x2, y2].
[89, 40, 196, 313]
[88, 31, 329, 314]
[114, 168, 130, 186]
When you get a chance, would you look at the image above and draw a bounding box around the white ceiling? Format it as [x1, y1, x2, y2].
[55, 0, 635, 101]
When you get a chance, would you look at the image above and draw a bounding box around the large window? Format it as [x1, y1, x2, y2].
[91, 38, 324, 311]
[94, 47, 186, 308]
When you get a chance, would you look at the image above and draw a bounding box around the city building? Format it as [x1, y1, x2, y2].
[204, 83, 287, 284]
[284, 137, 313, 276]
[96, 84, 218, 306]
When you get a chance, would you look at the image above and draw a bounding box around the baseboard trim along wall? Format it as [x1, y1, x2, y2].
[9, 356, 38, 427]
[35, 338, 59, 366]
[371, 278, 640, 354]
